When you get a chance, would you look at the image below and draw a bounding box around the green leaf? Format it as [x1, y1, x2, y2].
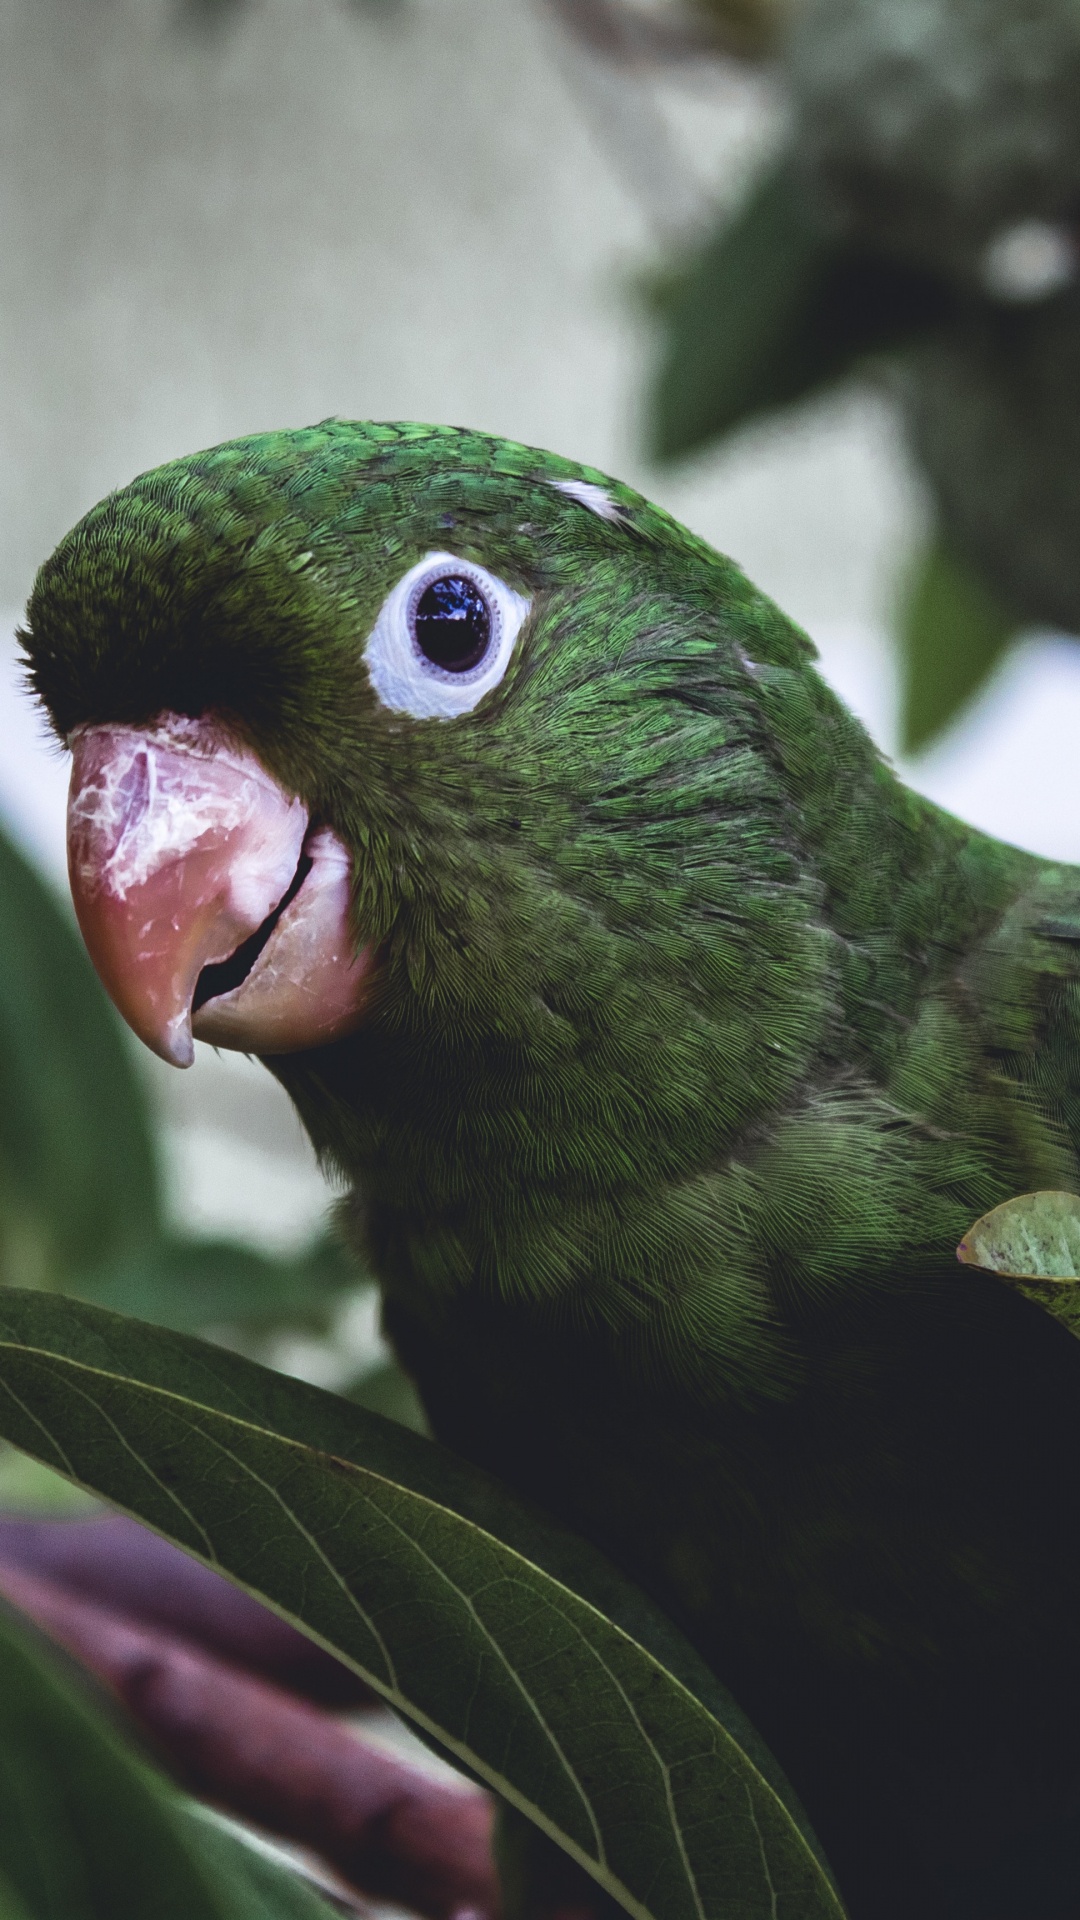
[0, 1598, 337, 1919]
[958, 1190, 1080, 1281]
[958, 1191, 1080, 1338]
[897, 539, 1020, 754]
[180, 1816, 346, 1920]
[0, 1292, 844, 1920]
[0, 825, 160, 1289]
[649, 156, 952, 461]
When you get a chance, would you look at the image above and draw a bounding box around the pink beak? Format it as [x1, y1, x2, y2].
[67, 712, 372, 1067]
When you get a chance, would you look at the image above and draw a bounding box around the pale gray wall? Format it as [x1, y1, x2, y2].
[0, 0, 650, 602]
[0, 0, 909, 626]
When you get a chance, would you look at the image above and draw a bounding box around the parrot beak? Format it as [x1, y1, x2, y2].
[67, 712, 372, 1068]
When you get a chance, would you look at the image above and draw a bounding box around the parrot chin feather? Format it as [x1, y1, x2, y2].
[66, 710, 372, 1067]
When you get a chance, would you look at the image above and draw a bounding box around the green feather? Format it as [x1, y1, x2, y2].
[22, 420, 1080, 1914]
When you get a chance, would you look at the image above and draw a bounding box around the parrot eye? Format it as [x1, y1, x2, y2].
[364, 551, 530, 720]
[412, 574, 490, 672]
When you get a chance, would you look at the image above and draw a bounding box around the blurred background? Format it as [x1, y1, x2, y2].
[4, 0, 1080, 1394]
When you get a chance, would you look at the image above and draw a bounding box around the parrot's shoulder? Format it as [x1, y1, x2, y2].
[886, 849, 1080, 1182]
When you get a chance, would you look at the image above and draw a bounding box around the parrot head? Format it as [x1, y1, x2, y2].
[20, 421, 892, 1331]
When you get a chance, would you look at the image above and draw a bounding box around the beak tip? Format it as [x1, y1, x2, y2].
[155, 1020, 195, 1070]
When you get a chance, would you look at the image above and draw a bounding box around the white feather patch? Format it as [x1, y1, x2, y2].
[549, 478, 625, 524]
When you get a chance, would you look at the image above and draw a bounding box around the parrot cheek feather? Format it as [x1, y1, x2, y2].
[66, 712, 369, 1067]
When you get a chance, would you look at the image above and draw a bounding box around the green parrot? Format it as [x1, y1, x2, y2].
[20, 420, 1080, 1920]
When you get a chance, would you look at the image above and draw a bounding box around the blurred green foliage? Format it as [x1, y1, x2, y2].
[651, 158, 953, 460]
[898, 538, 1019, 754]
[79, 1235, 358, 1338]
[644, 0, 1080, 747]
[647, 149, 985, 750]
[0, 828, 159, 1292]
[0, 1599, 340, 1918]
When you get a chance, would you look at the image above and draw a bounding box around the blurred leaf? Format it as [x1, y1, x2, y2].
[0, 816, 361, 1341]
[77, 1234, 363, 1336]
[690, 0, 785, 56]
[0, 1292, 843, 1920]
[897, 539, 1020, 754]
[649, 155, 953, 461]
[0, 1868, 33, 1920]
[958, 1191, 1080, 1339]
[0, 1598, 338, 1919]
[0, 827, 160, 1290]
[347, 1356, 429, 1433]
[0, 1445, 99, 1516]
[181, 1816, 347, 1920]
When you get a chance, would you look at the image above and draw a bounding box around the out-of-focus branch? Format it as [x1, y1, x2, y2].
[0, 1514, 372, 1706]
[539, 0, 712, 239]
[0, 1560, 499, 1920]
[542, 0, 721, 63]
[538, 0, 785, 242]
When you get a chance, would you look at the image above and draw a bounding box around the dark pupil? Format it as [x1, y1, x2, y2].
[413, 575, 491, 672]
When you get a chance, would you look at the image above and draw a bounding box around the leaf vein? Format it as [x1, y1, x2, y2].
[371, 1495, 607, 1867]
[547, 1614, 707, 1920]
[0, 1376, 77, 1482]
[746, 1781, 779, 1920]
[48, 1376, 216, 1563]
[190, 1423, 400, 1691]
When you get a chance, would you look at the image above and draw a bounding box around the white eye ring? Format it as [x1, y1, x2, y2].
[363, 551, 530, 720]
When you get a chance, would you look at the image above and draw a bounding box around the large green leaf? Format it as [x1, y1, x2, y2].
[0, 825, 160, 1288]
[0, 1291, 844, 1920]
[897, 539, 1020, 754]
[0, 1597, 337, 1919]
[649, 156, 952, 461]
